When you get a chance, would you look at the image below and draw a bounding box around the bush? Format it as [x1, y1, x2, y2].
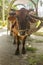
[0, 20, 7, 27]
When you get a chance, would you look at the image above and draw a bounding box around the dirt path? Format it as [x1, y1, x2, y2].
[0, 29, 43, 65]
[30, 35, 43, 54]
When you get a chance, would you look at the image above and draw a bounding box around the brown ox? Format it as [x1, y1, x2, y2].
[8, 8, 43, 55]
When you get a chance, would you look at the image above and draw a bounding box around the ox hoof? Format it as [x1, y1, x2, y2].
[13, 43, 16, 45]
[22, 48, 26, 54]
[15, 49, 20, 55]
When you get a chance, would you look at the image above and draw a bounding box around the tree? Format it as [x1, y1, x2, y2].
[7, 0, 16, 18]
[0, 0, 2, 19]
[28, 0, 39, 15]
[6, 0, 16, 34]
[2, 0, 5, 22]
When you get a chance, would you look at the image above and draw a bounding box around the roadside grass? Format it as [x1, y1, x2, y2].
[26, 35, 43, 43]
[26, 47, 37, 53]
[33, 32, 43, 36]
[35, 40, 43, 43]
[27, 54, 43, 65]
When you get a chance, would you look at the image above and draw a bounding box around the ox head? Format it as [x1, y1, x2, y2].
[8, 8, 35, 28]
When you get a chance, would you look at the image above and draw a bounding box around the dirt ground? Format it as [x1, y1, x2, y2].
[0, 28, 43, 65]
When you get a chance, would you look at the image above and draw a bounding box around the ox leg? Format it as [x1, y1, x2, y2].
[15, 36, 20, 55]
[10, 30, 13, 36]
[22, 36, 27, 54]
[13, 39, 16, 44]
[13, 36, 17, 44]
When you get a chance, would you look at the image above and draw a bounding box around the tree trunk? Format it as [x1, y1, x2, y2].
[2, 0, 5, 22]
[29, 0, 39, 15]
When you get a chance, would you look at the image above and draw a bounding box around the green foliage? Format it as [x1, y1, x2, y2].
[26, 47, 37, 53]
[39, 55, 43, 60]
[0, 20, 3, 25]
[27, 54, 43, 65]
[28, 57, 38, 65]
[28, 0, 38, 8]
[36, 20, 41, 28]
[0, 0, 2, 6]
[34, 32, 43, 36]
[33, 0, 38, 4]
[35, 39, 43, 43]
[12, 5, 18, 10]
[0, 20, 7, 27]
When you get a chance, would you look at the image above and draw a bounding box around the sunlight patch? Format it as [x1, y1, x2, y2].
[0, 31, 10, 36]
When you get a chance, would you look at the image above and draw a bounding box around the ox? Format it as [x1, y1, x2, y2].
[8, 8, 43, 55]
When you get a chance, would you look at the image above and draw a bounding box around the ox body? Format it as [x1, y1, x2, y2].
[8, 8, 43, 55]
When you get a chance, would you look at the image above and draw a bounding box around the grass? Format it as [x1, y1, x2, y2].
[27, 54, 43, 65]
[35, 40, 43, 43]
[26, 36, 43, 43]
[33, 32, 43, 36]
[26, 47, 37, 53]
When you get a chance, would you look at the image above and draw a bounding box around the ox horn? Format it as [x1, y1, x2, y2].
[30, 14, 43, 21]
